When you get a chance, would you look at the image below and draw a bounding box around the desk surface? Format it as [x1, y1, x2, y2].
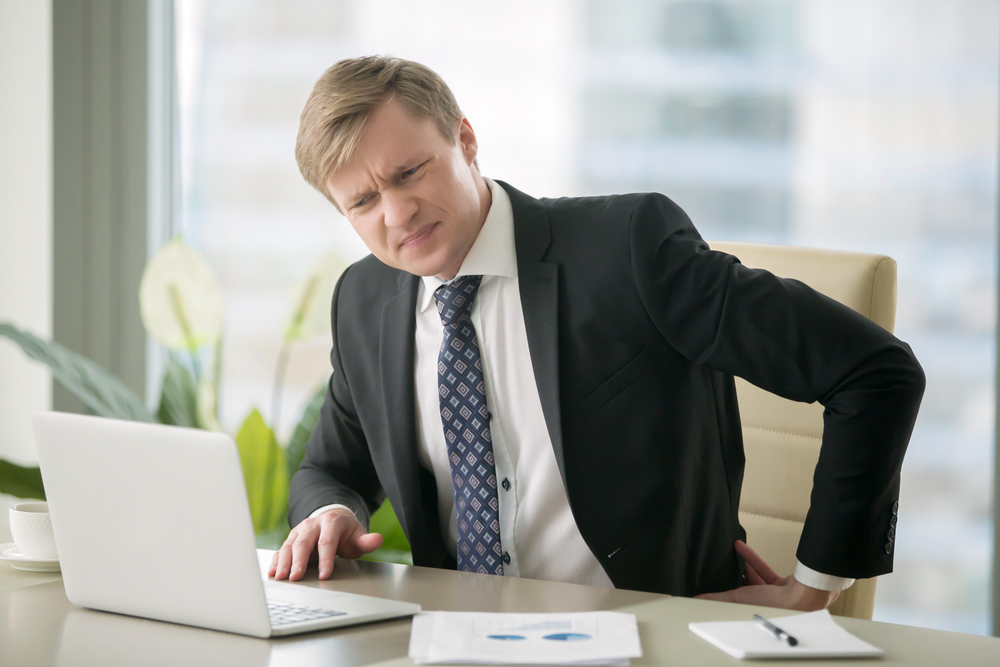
[1, 551, 997, 666]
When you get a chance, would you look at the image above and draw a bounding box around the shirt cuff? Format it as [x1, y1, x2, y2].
[794, 561, 855, 591]
[307, 504, 358, 520]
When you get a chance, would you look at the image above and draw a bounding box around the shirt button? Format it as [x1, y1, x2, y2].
[502, 478, 510, 491]
[502, 552, 511, 565]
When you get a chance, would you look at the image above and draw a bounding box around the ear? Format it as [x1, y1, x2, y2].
[457, 117, 478, 166]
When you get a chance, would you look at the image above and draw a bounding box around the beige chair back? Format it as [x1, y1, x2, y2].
[707, 241, 898, 620]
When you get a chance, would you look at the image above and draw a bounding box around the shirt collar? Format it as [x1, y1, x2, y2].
[418, 178, 517, 313]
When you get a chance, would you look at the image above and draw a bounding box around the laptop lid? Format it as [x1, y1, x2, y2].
[33, 412, 273, 638]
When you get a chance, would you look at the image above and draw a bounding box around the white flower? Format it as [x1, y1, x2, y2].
[284, 250, 348, 342]
[139, 238, 224, 351]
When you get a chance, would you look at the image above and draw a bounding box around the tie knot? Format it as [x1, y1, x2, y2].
[434, 275, 483, 326]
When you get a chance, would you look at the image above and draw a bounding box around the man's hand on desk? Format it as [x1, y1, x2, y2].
[694, 540, 839, 611]
[268, 508, 383, 582]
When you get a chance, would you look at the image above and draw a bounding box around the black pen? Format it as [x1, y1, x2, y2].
[752, 614, 798, 646]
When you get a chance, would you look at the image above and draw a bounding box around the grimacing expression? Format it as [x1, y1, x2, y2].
[326, 98, 485, 280]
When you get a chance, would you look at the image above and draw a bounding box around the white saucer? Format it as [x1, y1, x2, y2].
[0, 542, 61, 572]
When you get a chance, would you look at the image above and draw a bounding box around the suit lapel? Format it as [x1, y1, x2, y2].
[379, 273, 424, 533]
[496, 181, 567, 484]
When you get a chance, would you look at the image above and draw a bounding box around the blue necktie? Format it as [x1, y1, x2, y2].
[434, 275, 504, 575]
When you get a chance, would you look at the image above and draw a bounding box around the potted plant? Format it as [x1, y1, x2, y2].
[0, 239, 410, 563]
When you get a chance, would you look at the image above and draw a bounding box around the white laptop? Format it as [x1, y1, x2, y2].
[32, 411, 420, 638]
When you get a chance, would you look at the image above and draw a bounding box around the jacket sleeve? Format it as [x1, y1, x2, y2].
[629, 192, 925, 579]
[287, 266, 384, 530]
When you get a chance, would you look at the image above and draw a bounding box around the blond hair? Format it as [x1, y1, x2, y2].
[296, 56, 466, 206]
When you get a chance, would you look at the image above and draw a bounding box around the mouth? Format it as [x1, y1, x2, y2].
[400, 223, 438, 248]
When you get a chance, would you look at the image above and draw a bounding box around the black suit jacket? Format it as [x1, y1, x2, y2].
[289, 181, 925, 596]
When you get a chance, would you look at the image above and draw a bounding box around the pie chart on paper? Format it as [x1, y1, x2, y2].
[543, 633, 592, 641]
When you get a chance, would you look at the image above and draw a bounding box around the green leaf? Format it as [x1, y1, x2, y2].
[156, 357, 198, 427]
[285, 380, 327, 479]
[235, 409, 289, 534]
[0, 322, 153, 423]
[363, 499, 411, 563]
[0, 459, 45, 500]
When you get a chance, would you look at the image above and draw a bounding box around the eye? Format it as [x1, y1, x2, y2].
[401, 162, 425, 180]
[352, 194, 373, 209]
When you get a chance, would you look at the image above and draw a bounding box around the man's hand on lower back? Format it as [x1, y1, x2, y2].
[267, 508, 384, 582]
[694, 540, 839, 611]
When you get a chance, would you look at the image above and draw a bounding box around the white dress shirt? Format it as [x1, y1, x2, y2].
[313, 178, 852, 592]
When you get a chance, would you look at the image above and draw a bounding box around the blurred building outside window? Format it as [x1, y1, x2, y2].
[174, 0, 997, 635]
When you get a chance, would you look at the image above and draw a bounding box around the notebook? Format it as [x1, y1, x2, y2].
[689, 609, 883, 659]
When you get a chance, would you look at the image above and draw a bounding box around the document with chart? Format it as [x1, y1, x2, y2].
[408, 611, 642, 665]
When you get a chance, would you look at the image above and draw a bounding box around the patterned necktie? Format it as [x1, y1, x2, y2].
[434, 275, 504, 575]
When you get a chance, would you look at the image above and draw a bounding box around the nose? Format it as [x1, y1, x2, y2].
[381, 189, 418, 229]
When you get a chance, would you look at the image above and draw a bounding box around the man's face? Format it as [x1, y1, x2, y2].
[326, 98, 485, 280]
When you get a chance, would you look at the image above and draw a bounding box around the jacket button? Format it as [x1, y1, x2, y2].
[890, 515, 897, 528]
[892, 501, 899, 514]
[887, 527, 895, 541]
[502, 552, 511, 565]
[502, 478, 510, 491]
[885, 542, 893, 554]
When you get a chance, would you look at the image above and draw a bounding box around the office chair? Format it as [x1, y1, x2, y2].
[708, 240, 898, 620]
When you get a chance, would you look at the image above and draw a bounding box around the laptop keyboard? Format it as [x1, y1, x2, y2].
[267, 600, 347, 627]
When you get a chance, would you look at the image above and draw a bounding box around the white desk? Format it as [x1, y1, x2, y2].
[1, 551, 997, 666]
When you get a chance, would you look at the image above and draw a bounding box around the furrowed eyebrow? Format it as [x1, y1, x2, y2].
[394, 162, 419, 176]
[348, 189, 376, 206]
[344, 158, 428, 206]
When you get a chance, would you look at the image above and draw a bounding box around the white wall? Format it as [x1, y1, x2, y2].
[0, 0, 52, 464]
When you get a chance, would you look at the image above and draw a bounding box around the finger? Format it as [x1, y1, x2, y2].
[267, 551, 279, 577]
[744, 561, 767, 586]
[336, 524, 384, 559]
[274, 531, 299, 580]
[734, 540, 782, 585]
[288, 522, 321, 581]
[316, 516, 345, 580]
[355, 531, 384, 553]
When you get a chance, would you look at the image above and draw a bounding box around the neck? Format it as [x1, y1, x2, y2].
[476, 174, 492, 229]
[435, 175, 493, 281]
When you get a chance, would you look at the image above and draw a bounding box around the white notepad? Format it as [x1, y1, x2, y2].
[689, 609, 884, 660]
[409, 611, 642, 665]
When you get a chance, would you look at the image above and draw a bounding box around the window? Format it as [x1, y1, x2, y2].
[175, 0, 997, 634]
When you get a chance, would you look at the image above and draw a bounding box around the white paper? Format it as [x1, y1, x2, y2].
[689, 609, 884, 659]
[409, 611, 642, 665]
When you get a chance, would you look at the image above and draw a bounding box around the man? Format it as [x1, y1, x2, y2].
[269, 56, 924, 611]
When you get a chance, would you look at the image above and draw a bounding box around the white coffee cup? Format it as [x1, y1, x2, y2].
[9, 502, 58, 560]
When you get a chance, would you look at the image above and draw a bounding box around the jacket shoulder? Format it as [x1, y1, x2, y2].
[539, 191, 646, 222]
[538, 191, 693, 233]
[337, 254, 409, 303]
